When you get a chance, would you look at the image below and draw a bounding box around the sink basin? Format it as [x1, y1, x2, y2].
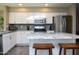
[47, 31, 54, 34]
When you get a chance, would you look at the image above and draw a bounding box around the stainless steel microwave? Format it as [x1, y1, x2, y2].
[34, 19, 46, 24]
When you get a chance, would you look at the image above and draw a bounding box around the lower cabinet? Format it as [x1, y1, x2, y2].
[16, 31, 29, 45]
[1, 31, 29, 54]
[2, 32, 16, 54]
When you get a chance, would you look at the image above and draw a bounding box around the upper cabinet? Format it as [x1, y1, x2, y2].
[9, 13, 34, 24]
[9, 12, 68, 24]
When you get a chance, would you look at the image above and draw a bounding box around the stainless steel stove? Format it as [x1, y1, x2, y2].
[34, 19, 46, 32]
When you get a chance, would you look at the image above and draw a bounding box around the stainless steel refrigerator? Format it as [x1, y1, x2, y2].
[54, 15, 72, 33]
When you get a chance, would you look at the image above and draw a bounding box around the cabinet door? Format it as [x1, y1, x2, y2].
[16, 31, 29, 45]
[2, 33, 16, 54]
[23, 31, 30, 44]
[25, 34, 29, 44]
[21, 31, 29, 44]
[16, 31, 22, 44]
[9, 34, 13, 49]
[3, 34, 11, 54]
[3, 35, 8, 54]
[12, 32, 16, 46]
[9, 13, 15, 24]
[9, 33, 16, 48]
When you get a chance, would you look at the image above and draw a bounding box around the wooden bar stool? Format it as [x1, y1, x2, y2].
[59, 43, 79, 55]
[33, 43, 54, 55]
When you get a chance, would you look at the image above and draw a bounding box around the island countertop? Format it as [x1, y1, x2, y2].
[28, 32, 79, 55]
[27, 32, 79, 39]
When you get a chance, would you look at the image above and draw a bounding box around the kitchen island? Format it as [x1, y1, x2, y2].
[0, 31, 79, 55]
[27, 32, 79, 55]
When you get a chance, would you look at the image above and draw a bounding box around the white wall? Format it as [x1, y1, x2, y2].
[3, 6, 9, 31]
[0, 6, 9, 31]
[0, 11, 3, 16]
[68, 4, 76, 34]
[9, 7, 68, 12]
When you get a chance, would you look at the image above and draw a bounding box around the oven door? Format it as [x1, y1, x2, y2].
[34, 25, 46, 32]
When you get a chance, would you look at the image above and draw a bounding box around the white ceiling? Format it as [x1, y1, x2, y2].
[0, 3, 73, 7]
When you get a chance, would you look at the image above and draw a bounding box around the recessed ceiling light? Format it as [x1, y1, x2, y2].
[45, 4, 48, 7]
[18, 3, 23, 6]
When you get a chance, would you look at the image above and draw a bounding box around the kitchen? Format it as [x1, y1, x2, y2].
[0, 3, 79, 55]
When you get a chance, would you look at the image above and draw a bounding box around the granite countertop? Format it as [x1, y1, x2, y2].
[0, 31, 12, 35]
[0, 30, 79, 39]
[26, 32, 79, 39]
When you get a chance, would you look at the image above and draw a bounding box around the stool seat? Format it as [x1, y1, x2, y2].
[59, 43, 79, 55]
[33, 43, 54, 55]
[33, 43, 54, 49]
[59, 43, 79, 49]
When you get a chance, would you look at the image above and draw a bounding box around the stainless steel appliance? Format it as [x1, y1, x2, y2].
[54, 15, 72, 33]
[34, 19, 46, 32]
[34, 19, 46, 24]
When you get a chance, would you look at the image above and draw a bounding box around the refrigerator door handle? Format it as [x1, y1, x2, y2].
[63, 17, 66, 32]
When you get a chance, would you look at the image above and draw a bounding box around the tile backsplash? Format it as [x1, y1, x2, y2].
[9, 24, 55, 31]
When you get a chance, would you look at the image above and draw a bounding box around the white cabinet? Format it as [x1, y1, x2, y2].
[9, 12, 54, 24]
[1, 31, 30, 54]
[9, 12, 67, 24]
[21, 31, 30, 44]
[10, 33, 16, 47]
[46, 16, 53, 24]
[2, 32, 16, 54]
[9, 13, 34, 24]
[3, 34, 10, 54]
[16, 31, 30, 45]
[16, 31, 22, 44]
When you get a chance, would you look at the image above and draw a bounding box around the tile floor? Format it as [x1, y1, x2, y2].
[6, 46, 29, 55]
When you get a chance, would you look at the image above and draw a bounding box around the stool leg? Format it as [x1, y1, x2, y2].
[59, 48, 62, 55]
[73, 49, 75, 55]
[49, 49, 52, 55]
[64, 48, 66, 55]
[35, 49, 37, 55]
